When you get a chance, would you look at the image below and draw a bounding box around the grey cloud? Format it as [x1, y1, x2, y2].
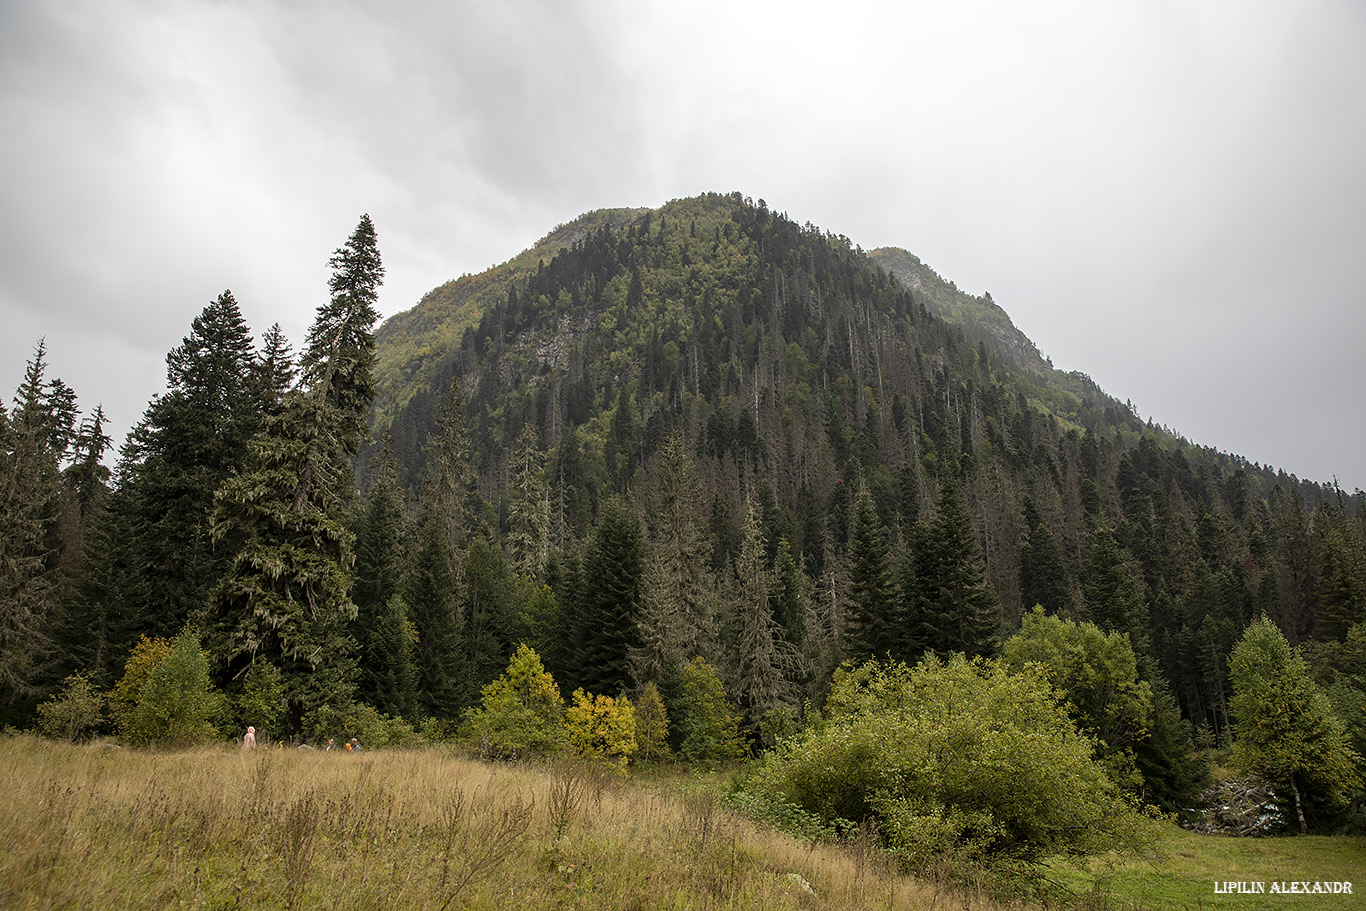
[1, 0, 1362, 489]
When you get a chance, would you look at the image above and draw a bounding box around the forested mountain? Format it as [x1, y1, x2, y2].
[357, 192, 1362, 790]
[6, 193, 1363, 830]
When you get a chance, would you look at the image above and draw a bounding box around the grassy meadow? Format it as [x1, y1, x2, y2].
[5, 735, 1361, 911]
[1048, 824, 1364, 911]
[2, 735, 1021, 911]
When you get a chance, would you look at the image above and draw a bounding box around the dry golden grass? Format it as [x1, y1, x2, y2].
[1, 734, 1028, 910]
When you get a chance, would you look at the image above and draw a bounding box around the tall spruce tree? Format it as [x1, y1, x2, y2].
[505, 424, 549, 578]
[577, 498, 643, 695]
[209, 216, 383, 735]
[844, 484, 898, 661]
[730, 495, 794, 738]
[352, 443, 407, 709]
[632, 434, 715, 688]
[0, 344, 65, 712]
[1018, 496, 1069, 613]
[367, 594, 418, 721]
[458, 535, 521, 702]
[1084, 525, 1148, 638]
[403, 505, 463, 718]
[402, 379, 476, 718]
[916, 477, 1002, 658]
[120, 290, 259, 640]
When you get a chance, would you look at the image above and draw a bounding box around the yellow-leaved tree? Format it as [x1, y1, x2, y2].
[567, 689, 637, 774]
[460, 643, 568, 760]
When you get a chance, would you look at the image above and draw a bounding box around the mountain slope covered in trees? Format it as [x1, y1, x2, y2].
[7, 193, 1364, 836]
[362, 192, 1361, 793]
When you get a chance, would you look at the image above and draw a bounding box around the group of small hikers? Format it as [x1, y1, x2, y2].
[241, 726, 360, 752]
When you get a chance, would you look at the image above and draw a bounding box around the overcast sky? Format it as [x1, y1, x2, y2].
[2, 0, 1363, 491]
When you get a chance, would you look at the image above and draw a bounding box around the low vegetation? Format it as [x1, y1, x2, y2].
[3, 735, 1030, 911]
[1048, 822, 1364, 910]
[735, 656, 1163, 877]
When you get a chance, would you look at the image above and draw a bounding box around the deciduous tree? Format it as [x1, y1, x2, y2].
[1228, 615, 1361, 833]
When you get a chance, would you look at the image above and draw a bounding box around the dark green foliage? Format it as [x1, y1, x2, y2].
[458, 535, 520, 702]
[253, 322, 296, 415]
[352, 448, 407, 707]
[505, 424, 548, 578]
[120, 291, 260, 641]
[632, 433, 715, 688]
[730, 496, 794, 738]
[1310, 622, 1366, 829]
[913, 478, 1002, 658]
[1084, 525, 1147, 637]
[366, 595, 418, 721]
[302, 213, 384, 444]
[1018, 496, 1068, 613]
[208, 217, 383, 735]
[844, 485, 898, 661]
[403, 506, 463, 718]
[575, 499, 643, 695]
[0, 343, 65, 711]
[770, 540, 806, 648]
[1132, 671, 1211, 817]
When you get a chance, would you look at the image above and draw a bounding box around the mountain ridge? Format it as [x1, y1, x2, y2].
[371, 191, 1233, 481]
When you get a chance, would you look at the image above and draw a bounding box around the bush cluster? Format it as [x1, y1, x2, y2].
[740, 655, 1160, 871]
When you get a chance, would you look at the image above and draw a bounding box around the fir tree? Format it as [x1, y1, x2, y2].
[631, 434, 715, 688]
[505, 424, 549, 578]
[301, 213, 384, 442]
[730, 495, 794, 738]
[0, 343, 64, 711]
[1084, 525, 1147, 638]
[403, 505, 464, 718]
[770, 538, 807, 648]
[458, 534, 519, 700]
[119, 291, 259, 639]
[209, 217, 383, 734]
[578, 498, 643, 695]
[1018, 496, 1068, 613]
[916, 477, 1002, 658]
[844, 484, 898, 661]
[352, 444, 408, 708]
[254, 322, 296, 415]
[367, 594, 418, 721]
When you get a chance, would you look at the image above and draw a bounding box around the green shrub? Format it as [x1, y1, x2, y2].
[459, 643, 568, 760]
[35, 674, 104, 742]
[633, 681, 671, 762]
[121, 629, 226, 748]
[675, 657, 748, 763]
[236, 660, 285, 741]
[108, 636, 173, 734]
[313, 701, 422, 749]
[743, 655, 1159, 871]
[1002, 607, 1153, 790]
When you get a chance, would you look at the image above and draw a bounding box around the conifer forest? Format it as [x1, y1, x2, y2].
[5, 193, 1364, 847]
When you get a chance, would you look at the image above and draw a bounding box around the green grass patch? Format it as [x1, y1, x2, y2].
[1048, 822, 1364, 910]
